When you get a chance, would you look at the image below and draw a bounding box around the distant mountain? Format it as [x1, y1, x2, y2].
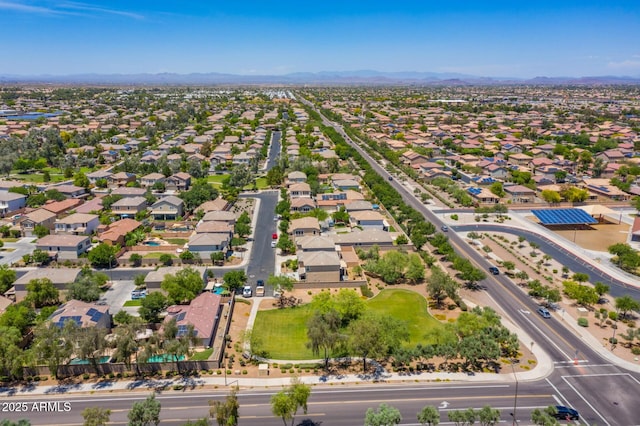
[0, 71, 639, 85]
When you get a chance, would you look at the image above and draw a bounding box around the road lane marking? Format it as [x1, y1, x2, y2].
[561, 376, 608, 426]
[518, 310, 573, 361]
[545, 378, 588, 426]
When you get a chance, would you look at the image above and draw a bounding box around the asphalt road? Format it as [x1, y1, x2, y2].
[303, 99, 640, 425]
[242, 191, 278, 295]
[453, 224, 640, 300]
[1, 383, 557, 425]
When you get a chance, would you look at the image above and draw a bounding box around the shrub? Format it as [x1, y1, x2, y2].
[360, 284, 374, 298]
[242, 370, 248, 375]
[173, 384, 184, 391]
[83, 373, 90, 380]
[578, 317, 589, 327]
[216, 370, 222, 375]
[289, 369, 295, 374]
[609, 337, 618, 345]
[631, 347, 640, 355]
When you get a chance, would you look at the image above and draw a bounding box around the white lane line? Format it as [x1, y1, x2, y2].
[560, 373, 640, 381]
[553, 394, 563, 405]
[545, 378, 590, 426]
[561, 376, 609, 426]
[554, 364, 613, 369]
[519, 310, 573, 361]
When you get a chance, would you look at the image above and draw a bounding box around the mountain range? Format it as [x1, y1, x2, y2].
[1, 70, 639, 85]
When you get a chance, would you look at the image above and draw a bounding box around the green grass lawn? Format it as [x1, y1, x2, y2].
[253, 289, 442, 360]
[253, 304, 315, 360]
[254, 177, 268, 189]
[142, 252, 177, 259]
[190, 348, 214, 361]
[123, 300, 141, 307]
[165, 238, 188, 245]
[366, 289, 442, 345]
[207, 174, 230, 185]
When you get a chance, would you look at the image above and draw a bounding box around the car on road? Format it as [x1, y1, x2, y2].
[242, 285, 253, 298]
[256, 280, 265, 297]
[388, 176, 393, 181]
[441, 225, 448, 232]
[272, 233, 278, 239]
[537, 306, 551, 318]
[488, 266, 499, 275]
[271, 241, 277, 248]
[553, 406, 579, 420]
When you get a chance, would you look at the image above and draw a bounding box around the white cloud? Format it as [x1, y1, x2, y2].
[0, 1, 63, 15]
[58, 1, 144, 20]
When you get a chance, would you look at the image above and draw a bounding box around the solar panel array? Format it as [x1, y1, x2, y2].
[55, 315, 82, 328]
[468, 187, 482, 195]
[531, 209, 597, 225]
[86, 308, 104, 323]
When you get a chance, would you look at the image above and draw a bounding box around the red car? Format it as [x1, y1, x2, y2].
[272, 233, 278, 240]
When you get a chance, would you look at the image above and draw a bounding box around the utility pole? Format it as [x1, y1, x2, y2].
[510, 360, 519, 425]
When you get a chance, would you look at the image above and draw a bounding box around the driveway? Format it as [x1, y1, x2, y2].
[0, 237, 36, 266]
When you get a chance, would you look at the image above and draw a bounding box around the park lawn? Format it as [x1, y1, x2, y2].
[366, 289, 442, 346]
[207, 174, 230, 185]
[254, 177, 268, 189]
[253, 304, 315, 360]
[123, 300, 141, 307]
[253, 289, 442, 360]
[190, 348, 213, 361]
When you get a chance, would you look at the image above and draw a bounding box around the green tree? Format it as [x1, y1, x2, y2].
[348, 313, 409, 372]
[0, 302, 35, 334]
[222, 270, 247, 292]
[82, 406, 111, 426]
[571, 272, 589, 284]
[267, 274, 296, 296]
[405, 253, 425, 283]
[0, 420, 31, 426]
[448, 408, 477, 426]
[161, 267, 204, 304]
[541, 189, 562, 204]
[270, 377, 311, 426]
[417, 405, 440, 426]
[67, 273, 104, 302]
[365, 403, 402, 426]
[615, 295, 640, 319]
[209, 387, 240, 426]
[489, 182, 505, 197]
[426, 266, 459, 308]
[32, 321, 75, 379]
[75, 326, 108, 375]
[594, 281, 610, 297]
[159, 253, 173, 266]
[33, 224, 50, 238]
[179, 180, 218, 212]
[128, 393, 161, 426]
[111, 319, 145, 374]
[139, 292, 168, 323]
[477, 405, 500, 426]
[25, 278, 59, 308]
[74, 172, 90, 189]
[531, 406, 560, 425]
[130, 253, 143, 267]
[0, 264, 17, 294]
[88, 243, 119, 268]
[0, 326, 29, 380]
[307, 310, 343, 369]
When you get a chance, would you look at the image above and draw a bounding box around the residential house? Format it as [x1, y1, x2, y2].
[194, 221, 234, 238]
[111, 187, 147, 198]
[49, 300, 111, 329]
[596, 150, 626, 164]
[508, 153, 533, 166]
[187, 233, 229, 258]
[164, 292, 222, 347]
[108, 172, 137, 188]
[290, 197, 317, 213]
[467, 187, 500, 204]
[298, 250, 342, 282]
[75, 197, 103, 214]
[0, 192, 26, 216]
[42, 198, 84, 217]
[331, 229, 394, 248]
[165, 172, 192, 191]
[197, 198, 229, 213]
[36, 234, 91, 260]
[332, 179, 360, 191]
[13, 269, 80, 302]
[504, 184, 536, 203]
[86, 169, 113, 185]
[98, 218, 142, 246]
[20, 208, 57, 237]
[55, 213, 99, 235]
[288, 183, 312, 198]
[140, 173, 166, 188]
[582, 178, 631, 202]
[349, 210, 388, 230]
[150, 196, 184, 220]
[111, 196, 147, 219]
[201, 210, 236, 224]
[401, 150, 430, 166]
[296, 235, 336, 252]
[289, 217, 321, 237]
[345, 200, 374, 212]
[54, 184, 87, 199]
[631, 217, 640, 243]
[286, 171, 307, 186]
[0, 180, 25, 192]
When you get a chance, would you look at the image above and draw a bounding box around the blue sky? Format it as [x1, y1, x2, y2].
[1, 0, 639, 77]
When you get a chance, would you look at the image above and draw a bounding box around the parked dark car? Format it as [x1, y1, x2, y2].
[488, 266, 499, 275]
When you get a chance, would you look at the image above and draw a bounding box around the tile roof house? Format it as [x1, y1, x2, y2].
[0, 192, 26, 216]
[140, 173, 166, 188]
[53, 184, 88, 199]
[20, 208, 57, 237]
[13, 268, 81, 301]
[111, 187, 147, 198]
[164, 292, 223, 347]
[54, 213, 99, 235]
[97, 218, 142, 246]
[331, 229, 394, 247]
[165, 172, 192, 191]
[111, 196, 147, 218]
[49, 300, 111, 329]
[290, 197, 317, 213]
[187, 233, 229, 258]
[286, 171, 307, 186]
[197, 198, 229, 213]
[290, 217, 321, 237]
[150, 196, 184, 220]
[288, 183, 312, 198]
[201, 210, 236, 223]
[42, 198, 84, 216]
[504, 185, 536, 203]
[349, 210, 388, 230]
[36, 234, 91, 260]
[297, 250, 342, 282]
